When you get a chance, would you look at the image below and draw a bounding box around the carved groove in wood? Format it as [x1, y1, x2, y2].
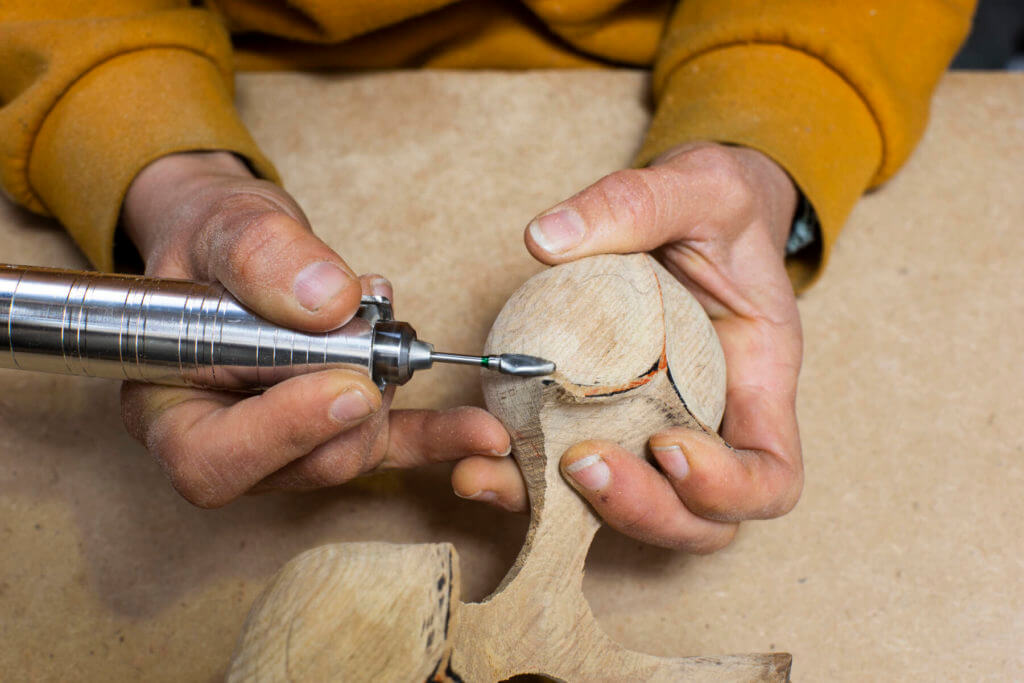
[228, 254, 792, 682]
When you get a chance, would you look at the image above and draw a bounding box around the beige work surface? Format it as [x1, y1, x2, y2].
[1, 71, 1022, 681]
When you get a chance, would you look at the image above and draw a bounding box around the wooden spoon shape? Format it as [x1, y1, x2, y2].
[228, 254, 791, 682]
[450, 254, 790, 682]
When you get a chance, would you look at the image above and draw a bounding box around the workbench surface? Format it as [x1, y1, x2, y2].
[1, 71, 1021, 681]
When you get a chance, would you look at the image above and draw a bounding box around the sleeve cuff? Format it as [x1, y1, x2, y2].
[27, 48, 279, 272]
[637, 44, 883, 291]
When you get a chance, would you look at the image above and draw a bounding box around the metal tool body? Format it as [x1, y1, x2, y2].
[0, 265, 553, 392]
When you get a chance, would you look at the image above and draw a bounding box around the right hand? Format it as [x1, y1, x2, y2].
[120, 151, 510, 508]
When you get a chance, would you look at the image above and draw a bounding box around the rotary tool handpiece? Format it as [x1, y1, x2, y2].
[0, 265, 554, 392]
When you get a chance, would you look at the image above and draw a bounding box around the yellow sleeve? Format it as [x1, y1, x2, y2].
[0, 3, 279, 271]
[637, 1, 976, 290]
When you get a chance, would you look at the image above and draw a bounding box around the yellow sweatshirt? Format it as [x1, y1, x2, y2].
[0, 1, 975, 289]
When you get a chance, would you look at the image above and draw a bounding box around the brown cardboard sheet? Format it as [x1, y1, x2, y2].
[0, 71, 1021, 681]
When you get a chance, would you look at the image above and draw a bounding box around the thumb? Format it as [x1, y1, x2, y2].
[524, 164, 702, 265]
[202, 197, 363, 332]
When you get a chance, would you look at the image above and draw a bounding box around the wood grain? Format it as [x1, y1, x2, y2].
[451, 254, 787, 681]
[229, 254, 790, 681]
[228, 543, 460, 681]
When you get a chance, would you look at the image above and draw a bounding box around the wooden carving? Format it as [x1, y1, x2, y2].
[228, 254, 792, 682]
[229, 543, 460, 680]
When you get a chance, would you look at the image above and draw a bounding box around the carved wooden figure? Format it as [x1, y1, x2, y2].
[228, 254, 792, 682]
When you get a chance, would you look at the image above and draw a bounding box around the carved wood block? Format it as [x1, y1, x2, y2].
[228, 254, 791, 682]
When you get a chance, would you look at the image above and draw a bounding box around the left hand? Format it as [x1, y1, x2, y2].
[452, 142, 804, 552]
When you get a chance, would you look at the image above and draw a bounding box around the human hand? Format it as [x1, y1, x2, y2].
[453, 142, 804, 550]
[120, 151, 509, 507]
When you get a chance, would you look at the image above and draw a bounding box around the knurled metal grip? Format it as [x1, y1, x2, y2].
[0, 265, 410, 392]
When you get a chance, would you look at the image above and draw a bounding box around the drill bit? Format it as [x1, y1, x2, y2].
[430, 351, 556, 377]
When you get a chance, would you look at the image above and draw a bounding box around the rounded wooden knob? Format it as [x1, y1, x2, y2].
[482, 253, 726, 458]
[227, 543, 459, 681]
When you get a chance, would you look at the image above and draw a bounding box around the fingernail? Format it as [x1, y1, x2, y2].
[528, 210, 586, 254]
[456, 489, 498, 503]
[293, 262, 351, 312]
[370, 277, 392, 298]
[565, 453, 610, 491]
[651, 444, 690, 479]
[329, 388, 375, 423]
[474, 445, 512, 457]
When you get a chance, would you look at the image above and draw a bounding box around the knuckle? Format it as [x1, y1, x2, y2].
[159, 448, 229, 509]
[263, 406, 322, 455]
[680, 467, 730, 513]
[692, 146, 754, 208]
[615, 498, 656, 536]
[308, 441, 375, 487]
[196, 188, 305, 281]
[278, 428, 316, 459]
[691, 144, 742, 177]
[231, 178, 309, 223]
[595, 169, 659, 231]
[311, 461, 359, 488]
[221, 211, 289, 284]
[145, 417, 235, 508]
[749, 454, 804, 519]
[772, 461, 805, 517]
[676, 471, 748, 523]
